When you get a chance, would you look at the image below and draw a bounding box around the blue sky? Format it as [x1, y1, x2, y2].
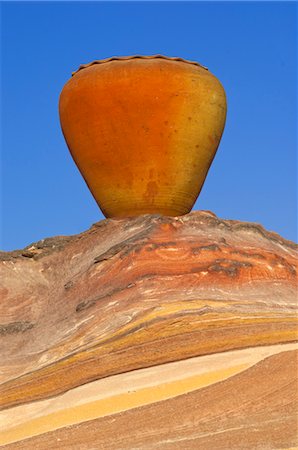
[1, 1, 297, 250]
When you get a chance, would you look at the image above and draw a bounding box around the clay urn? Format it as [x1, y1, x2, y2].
[59, 55, 227, 217]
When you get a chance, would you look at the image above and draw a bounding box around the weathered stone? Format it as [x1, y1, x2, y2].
[0, 211, 297, 448]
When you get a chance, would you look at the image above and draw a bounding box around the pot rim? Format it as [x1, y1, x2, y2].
[72, 54, 208, 76]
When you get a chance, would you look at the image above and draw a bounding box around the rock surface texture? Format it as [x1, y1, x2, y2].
[0, 211, 297, 449]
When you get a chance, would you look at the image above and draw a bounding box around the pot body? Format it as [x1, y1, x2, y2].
[59, 56, 227, 217]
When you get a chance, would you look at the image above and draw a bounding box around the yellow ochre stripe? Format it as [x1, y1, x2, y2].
[0, 363, 247, 445]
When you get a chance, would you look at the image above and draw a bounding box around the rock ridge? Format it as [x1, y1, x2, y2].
[0, 211, 297, 448]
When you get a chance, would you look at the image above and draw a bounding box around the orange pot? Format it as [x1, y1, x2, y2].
[59, 55, 227, 217]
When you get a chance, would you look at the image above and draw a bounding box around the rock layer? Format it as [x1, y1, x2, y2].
[0, 211, 297, 448]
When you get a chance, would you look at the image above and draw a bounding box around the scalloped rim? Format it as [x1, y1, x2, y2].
[72, 55, 208, 76]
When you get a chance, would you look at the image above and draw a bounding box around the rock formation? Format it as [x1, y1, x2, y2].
[0, 211, 297, 449]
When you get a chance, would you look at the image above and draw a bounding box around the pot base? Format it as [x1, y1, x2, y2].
[104, 207, 189, 218]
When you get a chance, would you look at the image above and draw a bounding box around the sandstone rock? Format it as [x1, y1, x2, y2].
[0, 211, 297, 449]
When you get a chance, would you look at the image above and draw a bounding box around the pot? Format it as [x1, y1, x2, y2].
[59, 55, 227, 217]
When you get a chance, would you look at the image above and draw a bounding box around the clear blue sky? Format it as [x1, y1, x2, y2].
[1, 1, 297, 251]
